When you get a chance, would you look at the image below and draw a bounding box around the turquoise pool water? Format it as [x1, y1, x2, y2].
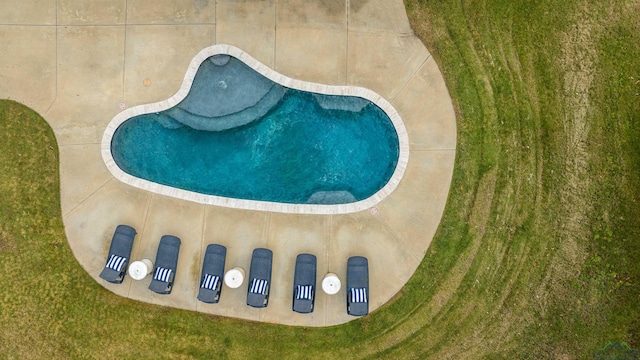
[110, 56, 400, 205]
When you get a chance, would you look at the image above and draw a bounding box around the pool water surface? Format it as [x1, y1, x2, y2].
[111, 90, 399, 204]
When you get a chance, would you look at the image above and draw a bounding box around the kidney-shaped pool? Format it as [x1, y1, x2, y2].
[102, 45, 409, 214]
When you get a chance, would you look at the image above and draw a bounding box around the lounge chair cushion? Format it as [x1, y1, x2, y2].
[250, 278, 268, 295]
[201, 274, 220, 290]
[105, 254, 126, 272]
[296, 285, 313, 300]
[154, 267, 172, 283]
[350, 288, 367, 303]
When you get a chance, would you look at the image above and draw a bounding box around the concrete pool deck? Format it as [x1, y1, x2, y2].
[0, 0, 456, 326]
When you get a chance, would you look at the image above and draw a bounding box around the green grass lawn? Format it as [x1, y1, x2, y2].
[1, 0, 639, 358]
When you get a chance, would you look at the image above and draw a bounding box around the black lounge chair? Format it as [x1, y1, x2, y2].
[197, 244, 227, 304]
[246, 248, 273, 308]
[149, 235, 181, 295]
[292, 254, 317, 314]
[347, 256, 369, 316]
[99, 225, 137, 284]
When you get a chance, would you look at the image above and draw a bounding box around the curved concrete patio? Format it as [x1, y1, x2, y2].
[0, 0, 456, 327]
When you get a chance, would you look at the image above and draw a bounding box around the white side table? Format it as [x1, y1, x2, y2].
[129, 259, 153, 280]
[224, 267, 245, 289]
[322, 273, 341, 295]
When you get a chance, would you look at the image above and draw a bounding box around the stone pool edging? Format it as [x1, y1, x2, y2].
[101, 44, 410, 215]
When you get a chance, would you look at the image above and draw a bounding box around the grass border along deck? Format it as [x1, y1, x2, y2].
[1, 0, 639, 357]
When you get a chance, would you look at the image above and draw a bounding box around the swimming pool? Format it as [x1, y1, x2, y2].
[102, 45, 409, 214]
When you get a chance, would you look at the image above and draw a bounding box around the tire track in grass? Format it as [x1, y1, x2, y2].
[364, 167, 499, 359]
[348, 2, 504, 357]
[378, 2, 551, 357]
[534, 4, 597, 319]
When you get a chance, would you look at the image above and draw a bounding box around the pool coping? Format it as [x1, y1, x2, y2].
[101, 44, 410, 215]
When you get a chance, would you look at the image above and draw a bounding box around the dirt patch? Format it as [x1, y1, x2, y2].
[0, 225, 16, 253]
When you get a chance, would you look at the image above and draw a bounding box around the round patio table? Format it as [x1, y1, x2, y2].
[224, 267, 245, 289]
[129, 259, 153, 280]
[322, 273, 341, 295]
